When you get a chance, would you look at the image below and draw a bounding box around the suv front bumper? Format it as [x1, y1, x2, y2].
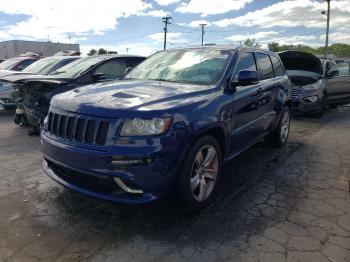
[41, 129, 188, 204]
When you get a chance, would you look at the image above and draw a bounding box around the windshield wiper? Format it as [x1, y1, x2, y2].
[148, 78, 182, 83]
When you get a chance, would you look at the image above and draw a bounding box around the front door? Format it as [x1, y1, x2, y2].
[327, 61, 350, 106]
[228, 52, 263, 155]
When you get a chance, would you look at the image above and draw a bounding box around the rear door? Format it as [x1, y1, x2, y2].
[327, 61, 350, 105]
[255, 52, 279, 133]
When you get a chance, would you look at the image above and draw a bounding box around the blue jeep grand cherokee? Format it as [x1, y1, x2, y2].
[41, 46, 291, 210]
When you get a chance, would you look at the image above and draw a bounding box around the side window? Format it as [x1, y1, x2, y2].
[95, 59, 127, 79]
[256, 53, 274, 80]
[270, 55, 285, 77]
[232, 52, 257, 81]
[17, 59, 36, 70]
[127, 58, 145, 68]
[336, 62, 350, 76]
[59, 58, 77, 68]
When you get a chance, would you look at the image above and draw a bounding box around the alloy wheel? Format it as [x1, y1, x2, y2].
[280, 110, 290, 143]
[190, 145, 218, 202]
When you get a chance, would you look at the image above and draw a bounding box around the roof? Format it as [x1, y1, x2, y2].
[160, 45, 276, 55]
[85, 54, 146, 59]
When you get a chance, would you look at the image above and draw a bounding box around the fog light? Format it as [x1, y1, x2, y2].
[111, 156, 153, 166]
[304, 96, 318, 103]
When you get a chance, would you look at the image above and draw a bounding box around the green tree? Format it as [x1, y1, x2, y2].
[268, 42, 280, 52]
[97, 48, 108, 55]
[244, 38, 261, 48]
[87, 49, 97, 56]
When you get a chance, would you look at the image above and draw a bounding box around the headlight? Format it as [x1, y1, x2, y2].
[302, 84, 319, 91]
[120, 117, 171, 136]
[0, 82, 12, 90]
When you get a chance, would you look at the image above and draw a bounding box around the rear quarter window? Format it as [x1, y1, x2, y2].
[256, 53, 274, 80]
[270, 56, 285, 77]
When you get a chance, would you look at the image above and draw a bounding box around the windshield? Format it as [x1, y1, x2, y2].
[22, 57, 59, 74]
[0, 59, 20, 70]
[125, 49, 232, 85]
[50, 56, 105, 78]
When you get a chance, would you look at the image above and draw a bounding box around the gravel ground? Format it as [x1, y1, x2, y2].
[0, 106, 349, 262]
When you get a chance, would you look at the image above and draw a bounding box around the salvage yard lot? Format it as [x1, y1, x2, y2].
[0, 107, 349, 262]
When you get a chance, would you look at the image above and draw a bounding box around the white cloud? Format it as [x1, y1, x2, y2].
[145, 10, 170, 17]
[187, 20, 211, 28]
[320, 28, 350, 44]
[225, 31, 278, 42]
[148, 32, 188, 44]
[260, 35, 319, 46]
[0, 0, 162, 42]
[154, 0, 180, 5]
[213, 0, 350, 28]
[175, 0, 253, 17]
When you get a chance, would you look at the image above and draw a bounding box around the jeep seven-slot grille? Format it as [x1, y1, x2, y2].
[47, 112, 110, 146]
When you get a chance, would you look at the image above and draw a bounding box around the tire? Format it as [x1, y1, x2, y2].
[13, 113, 21, 125]
[268, 106, 290, 147]
[313, 95, 327, 118]
[178, 136, 223, 211]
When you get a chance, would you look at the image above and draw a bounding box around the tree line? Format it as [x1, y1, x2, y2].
[243, 38, 350, 58]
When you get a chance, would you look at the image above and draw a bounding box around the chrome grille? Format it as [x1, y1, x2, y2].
[291, 88, 302, 99]
[47, 111, 110, 146]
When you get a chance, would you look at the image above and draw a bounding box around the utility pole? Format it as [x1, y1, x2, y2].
[324, 0, 331, 59]
[199, 24, 207, 46]
[162, 16, 172, 50]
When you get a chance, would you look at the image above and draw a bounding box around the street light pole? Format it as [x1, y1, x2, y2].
[199, 24, 207, 46]
[324, 0, 331, 59]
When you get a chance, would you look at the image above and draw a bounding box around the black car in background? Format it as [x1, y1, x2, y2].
[0, 56, 80, 109]
[14, 55, 145, 133]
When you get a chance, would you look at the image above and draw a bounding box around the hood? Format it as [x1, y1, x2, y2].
[0, 69, 25, 78]
[278, 51, 322, 75]
[0, 73, 48, 83]
[13, 75, 70, 85]
[51, 80, 215, 117]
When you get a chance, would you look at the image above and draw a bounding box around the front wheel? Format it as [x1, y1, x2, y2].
[268, 106, 290, 147]
[178, 136, 223, 211]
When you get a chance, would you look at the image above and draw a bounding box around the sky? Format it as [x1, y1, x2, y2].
[0, 0, 349, 56]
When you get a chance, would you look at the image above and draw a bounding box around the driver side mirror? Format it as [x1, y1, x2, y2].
[326, 69, 339, 78]
[124, 67, 133, 75]
[231, 70, 260, 89]
[92, 73, 107, 82]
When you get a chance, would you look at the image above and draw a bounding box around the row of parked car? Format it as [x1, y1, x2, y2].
[0, 46, 349, 210]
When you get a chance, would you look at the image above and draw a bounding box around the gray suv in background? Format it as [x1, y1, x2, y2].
[279, 51, 327, 117]
[326, 60, 350, 107]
